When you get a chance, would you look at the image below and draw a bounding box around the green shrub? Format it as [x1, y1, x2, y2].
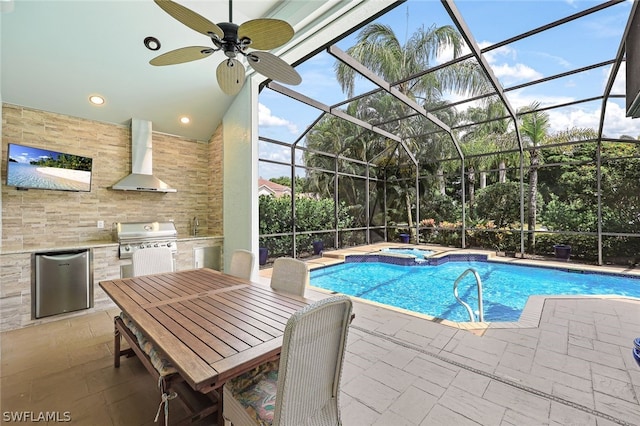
[259, 195, 355, 258]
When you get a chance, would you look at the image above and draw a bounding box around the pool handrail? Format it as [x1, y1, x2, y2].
[453, 268, 484, 322]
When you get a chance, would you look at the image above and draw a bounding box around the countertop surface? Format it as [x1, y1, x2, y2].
[1, 235, 223, 255]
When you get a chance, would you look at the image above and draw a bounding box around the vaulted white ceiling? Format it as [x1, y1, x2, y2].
[1, 0, 383, 141]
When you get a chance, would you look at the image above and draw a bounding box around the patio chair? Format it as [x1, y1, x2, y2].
[228, 249, 255, 280]
[132, 247, 174, 277]
[222, 295, 353, 426]
[270, 257, 308, 297]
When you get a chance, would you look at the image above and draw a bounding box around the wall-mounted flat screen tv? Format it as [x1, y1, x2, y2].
[6, 143, 93, 192]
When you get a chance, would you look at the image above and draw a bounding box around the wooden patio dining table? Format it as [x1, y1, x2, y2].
[99, 268, 311, 423]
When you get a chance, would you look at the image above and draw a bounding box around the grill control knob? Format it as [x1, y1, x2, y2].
[154, 243, 159, 247]
[123, 245, 130, 252]
[139, 244, 145, 249]
[166, 242, 173, 247]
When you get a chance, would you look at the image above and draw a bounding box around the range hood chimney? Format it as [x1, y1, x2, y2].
[111, 119, 177, 193]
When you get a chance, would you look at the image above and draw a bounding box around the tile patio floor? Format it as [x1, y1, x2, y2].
[2, 244, 640, 425]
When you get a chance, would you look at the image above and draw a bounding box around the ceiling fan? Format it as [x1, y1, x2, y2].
[150, 0, 302, 95]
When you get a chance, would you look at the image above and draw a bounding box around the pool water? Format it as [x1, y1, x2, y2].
[310, 260, 640, 322]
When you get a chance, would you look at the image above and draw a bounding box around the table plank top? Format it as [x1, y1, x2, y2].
[99, 268, 310, 392]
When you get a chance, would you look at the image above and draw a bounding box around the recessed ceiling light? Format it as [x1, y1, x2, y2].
[89, 95, 105, 105]
[144, 36, 161, 51]
[180, 116, 190, 124]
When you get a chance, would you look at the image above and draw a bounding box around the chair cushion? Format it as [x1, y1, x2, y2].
[120, 312, 177, 377]
[225, 360, 280, 425]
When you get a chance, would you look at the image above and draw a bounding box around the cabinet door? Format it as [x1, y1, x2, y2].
[193, 246, 221, 270]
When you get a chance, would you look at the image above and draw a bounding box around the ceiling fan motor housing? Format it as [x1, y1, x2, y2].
[217, 22, 250, 58]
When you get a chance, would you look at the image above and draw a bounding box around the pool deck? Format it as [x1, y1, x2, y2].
[1, 244, 639, 425]
[260, 244, 640, 425]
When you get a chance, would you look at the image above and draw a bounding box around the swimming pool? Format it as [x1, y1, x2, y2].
[310, 257, 640, 322]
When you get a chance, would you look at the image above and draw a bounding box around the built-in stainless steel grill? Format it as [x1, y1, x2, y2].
[114, 221, 178, 259]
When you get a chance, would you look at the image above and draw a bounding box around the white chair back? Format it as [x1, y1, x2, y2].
[228, 249, 255, 280]
[273, 295, 353, 425]
[270, 257, 308, 297]
[132, 247, 174, 277]
[222, 295, 353, 426]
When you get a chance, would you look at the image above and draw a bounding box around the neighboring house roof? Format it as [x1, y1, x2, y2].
[258, 178, 292, 197]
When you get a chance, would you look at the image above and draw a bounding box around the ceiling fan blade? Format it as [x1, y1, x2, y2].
[248, 51, 301, 85]
[154, 0, 223, 39]
[150, 46, 213, 66]
[238, 19, 294, 50]
[217, 59, 246, 95]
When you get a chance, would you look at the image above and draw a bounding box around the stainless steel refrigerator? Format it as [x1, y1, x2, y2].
[33, 249, 93, 319]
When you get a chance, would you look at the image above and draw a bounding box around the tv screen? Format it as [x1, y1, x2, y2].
[6, 143, 93, 192]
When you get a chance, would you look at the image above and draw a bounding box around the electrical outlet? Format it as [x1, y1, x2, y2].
[97, 220, 105, 229]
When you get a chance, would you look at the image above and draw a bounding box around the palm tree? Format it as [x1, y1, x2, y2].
[460, 137, 492, 219]
[518, 102, 549, 251]
[461, 100, 517, 185]
[410, 100, 461, 195]
[335, 23, 484, 101]
[332, 22, 487, 240]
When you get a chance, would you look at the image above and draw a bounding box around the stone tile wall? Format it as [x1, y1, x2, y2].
[1, 103, 223, 252]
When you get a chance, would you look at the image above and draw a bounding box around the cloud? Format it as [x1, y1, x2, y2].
[534, 51, 572, 69]
[547, 107, 600, 133]
[501, 59, 640, 138]
[601, 100, 640, 138]
[608, 61, 626, 95]
[505, 90, 573, 112]
[480, 43, 516, 63]
[258, 103, 298, 135]
[258, 160, 291, 180]
[543, 100, 640, 139]
[258, 143, 305, 179]
[262, 145, 290, 163]
[478, 42, 544, 85]
[440, 40, 542, 87]
[12, 154, 29, 163]
[490, 63, 543, 86]
[435, 43, 468, 64]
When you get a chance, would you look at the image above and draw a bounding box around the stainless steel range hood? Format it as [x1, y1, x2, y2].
[111, 119, 177, 193]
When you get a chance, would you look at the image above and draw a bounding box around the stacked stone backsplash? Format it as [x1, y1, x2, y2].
[1, 104, 223, 252]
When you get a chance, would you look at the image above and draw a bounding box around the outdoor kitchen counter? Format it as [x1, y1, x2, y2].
[0, 235, 223, 255]
[178, 235, 224, 242]
[0, 235, 224, 331]
[0, 241, 118, 255]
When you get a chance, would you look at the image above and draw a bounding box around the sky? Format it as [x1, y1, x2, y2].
[8, 144, 61, 164]
[257, 0, 638, 179]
